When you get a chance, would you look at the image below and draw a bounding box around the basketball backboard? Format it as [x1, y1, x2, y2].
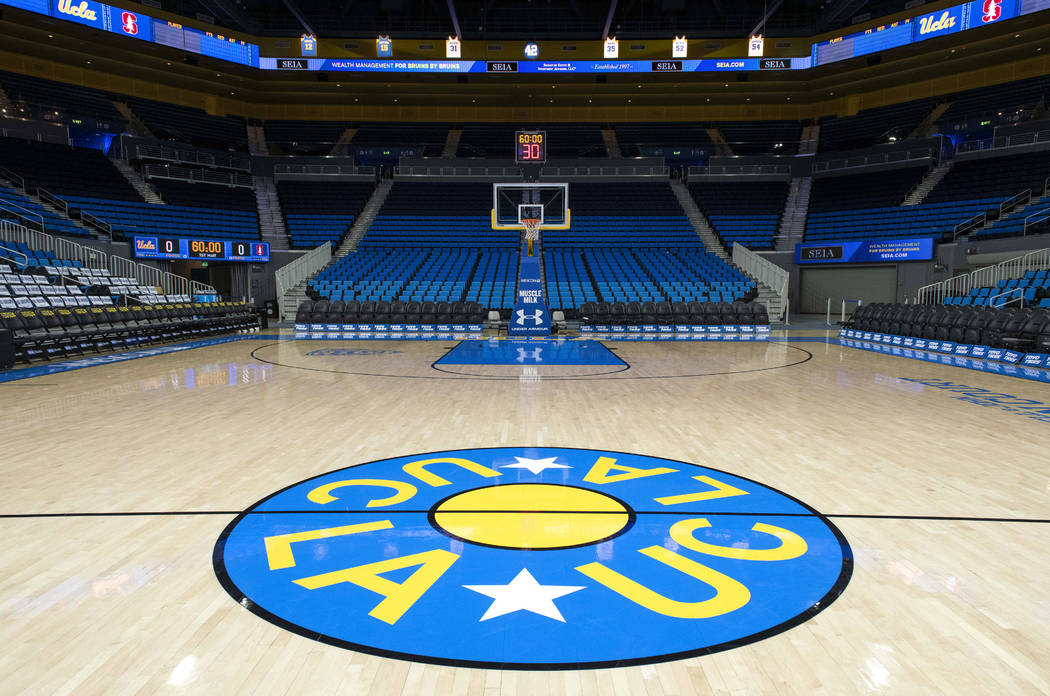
[492, 182, 570, 230]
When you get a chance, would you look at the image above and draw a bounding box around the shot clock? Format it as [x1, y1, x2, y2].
[515, 130, 547, 163]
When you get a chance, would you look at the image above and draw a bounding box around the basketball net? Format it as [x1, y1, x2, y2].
[523, 219, 540, 256]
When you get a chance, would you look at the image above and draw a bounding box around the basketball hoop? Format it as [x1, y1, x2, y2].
[523, 218, 541, 241]
[523, 218, 541, 256]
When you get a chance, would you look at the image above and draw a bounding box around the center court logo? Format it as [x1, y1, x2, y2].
[214, 447, 852, 668]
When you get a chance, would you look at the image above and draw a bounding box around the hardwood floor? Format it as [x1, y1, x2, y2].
[1, 333, 1047, 694]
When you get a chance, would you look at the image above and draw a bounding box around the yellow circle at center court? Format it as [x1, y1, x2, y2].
[431, 483, 631, 549]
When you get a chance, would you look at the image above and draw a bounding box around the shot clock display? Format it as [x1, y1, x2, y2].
[515, 130, 547, 163]
[133, 236, 269, 262]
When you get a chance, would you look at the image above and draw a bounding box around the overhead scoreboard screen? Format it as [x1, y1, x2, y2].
[133, 237, 269, 262]
[0, 0, 259, 67]
[515, 130, 547, 163]
[1, 0, 1045, 73]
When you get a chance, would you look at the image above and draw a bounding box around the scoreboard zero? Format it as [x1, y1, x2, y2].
[133, 236, 270, 262]
[515, 130, 547, 163]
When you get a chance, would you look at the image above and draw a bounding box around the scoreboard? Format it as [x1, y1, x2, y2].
[133, 237, 269, 262]
[515, 131, 547, 163]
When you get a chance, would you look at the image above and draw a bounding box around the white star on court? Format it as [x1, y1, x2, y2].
[499, 456, 571, 476]
[464, 568, 585, 622]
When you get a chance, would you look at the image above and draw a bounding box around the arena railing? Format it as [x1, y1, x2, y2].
[273, 164, 376, 179]
[275, 241, 331, 321]
[540, 165, 669, 178]
[36, 188, 68, 216]
[955, 128, 1050, 155]
[393, 165, 523, 178]
[133, 143, 251, 172]
[0, 165, 26, 191]
[813, 148, 934, 173]
[1024, 207, 1050, 235]
[915, 247, 1050, 304]
[142, 164, 254, 188]
[732, 242, 789, 322]
[0, 201, 45, 232]
[1, 219, 216, 296]
[953, 212, 987, 239]
[687, 164, 790, 176]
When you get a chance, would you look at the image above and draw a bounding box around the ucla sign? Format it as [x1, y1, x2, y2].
[214, 447, 851, 668]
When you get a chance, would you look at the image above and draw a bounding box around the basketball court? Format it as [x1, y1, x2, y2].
[2, 329, 1047, 694]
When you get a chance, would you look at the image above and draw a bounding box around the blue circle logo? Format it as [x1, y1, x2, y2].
[214, 448, 851, 669]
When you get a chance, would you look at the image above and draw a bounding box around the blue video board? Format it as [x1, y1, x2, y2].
[796, 237, 935, 264]
[812, 0, 1022, 67]
[2, 0, 259, 67]
[133, 237, 269, 262]
[0, 0, 1044, 74]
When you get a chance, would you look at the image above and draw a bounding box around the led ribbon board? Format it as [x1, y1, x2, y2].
[133, 236, 269, 262]
[0, 0, 1042, 72]
[0, 0, 260, 67]
[795, 237, 935, 264]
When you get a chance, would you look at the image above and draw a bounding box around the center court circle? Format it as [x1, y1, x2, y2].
[214, 447, 852, 669]
[430, 483, 633, 549]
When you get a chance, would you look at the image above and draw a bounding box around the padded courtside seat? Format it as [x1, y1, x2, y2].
[608, 302, 627, 325]
[357, 300, 376, 324]
[342, 300, 360, 323]
[295, 300, 314, 324]
[419, 301, 437, 324]
[389, 301, 408, 324]
[751, 302, 769, 325]
[328, 300, 345, 321]
[625, 301, 643, 325]
[405, 301, 423, 324]
[578, 302, 597, 325]
[309, 300, 330, 323]
[640, 302, 658, 324]
[671, 302, 690, 325]
[434, 302, 452, 324]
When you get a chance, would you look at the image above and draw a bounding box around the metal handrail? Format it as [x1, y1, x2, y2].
[0, 202, 45, 232]
[273, 164, 377, 178]
[0, 243, 30, 268]
[988, 286, 1025, 308]
[134, 143, 251, 172]
[953, 212, 986, 239]
[732, 242, 789, 323]
[999, 189, 1031, 217]
[955, 128, 1050, 155]
[540, 165, 670, 178]
[36, 188, 68, 215]
[689, 164, 791, 176]
[0, 166, 25, 190]
[813, 148, 934, 173]
[80, 213, 113, 239]
[275, 242, 331, 321]
[393, 165, 523, 178]
[1023, 206, 1050, 235]
[916, 247, 1050, 304]
[0, 219, 215, 296]
[142, 164, 254, 188]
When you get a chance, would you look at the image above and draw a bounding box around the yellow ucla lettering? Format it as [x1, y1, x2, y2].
[294, 549, 460, 624]
[669, 518, 808, 561]
[401, 457, 501, 487]
[57, 0, 97, 20]
[263, 520, 393, 570]
[576, 546, 750, 618]
[582, 456, 677, 484]
[653, 475, 748, 506]
[306, 478, 417, 507]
